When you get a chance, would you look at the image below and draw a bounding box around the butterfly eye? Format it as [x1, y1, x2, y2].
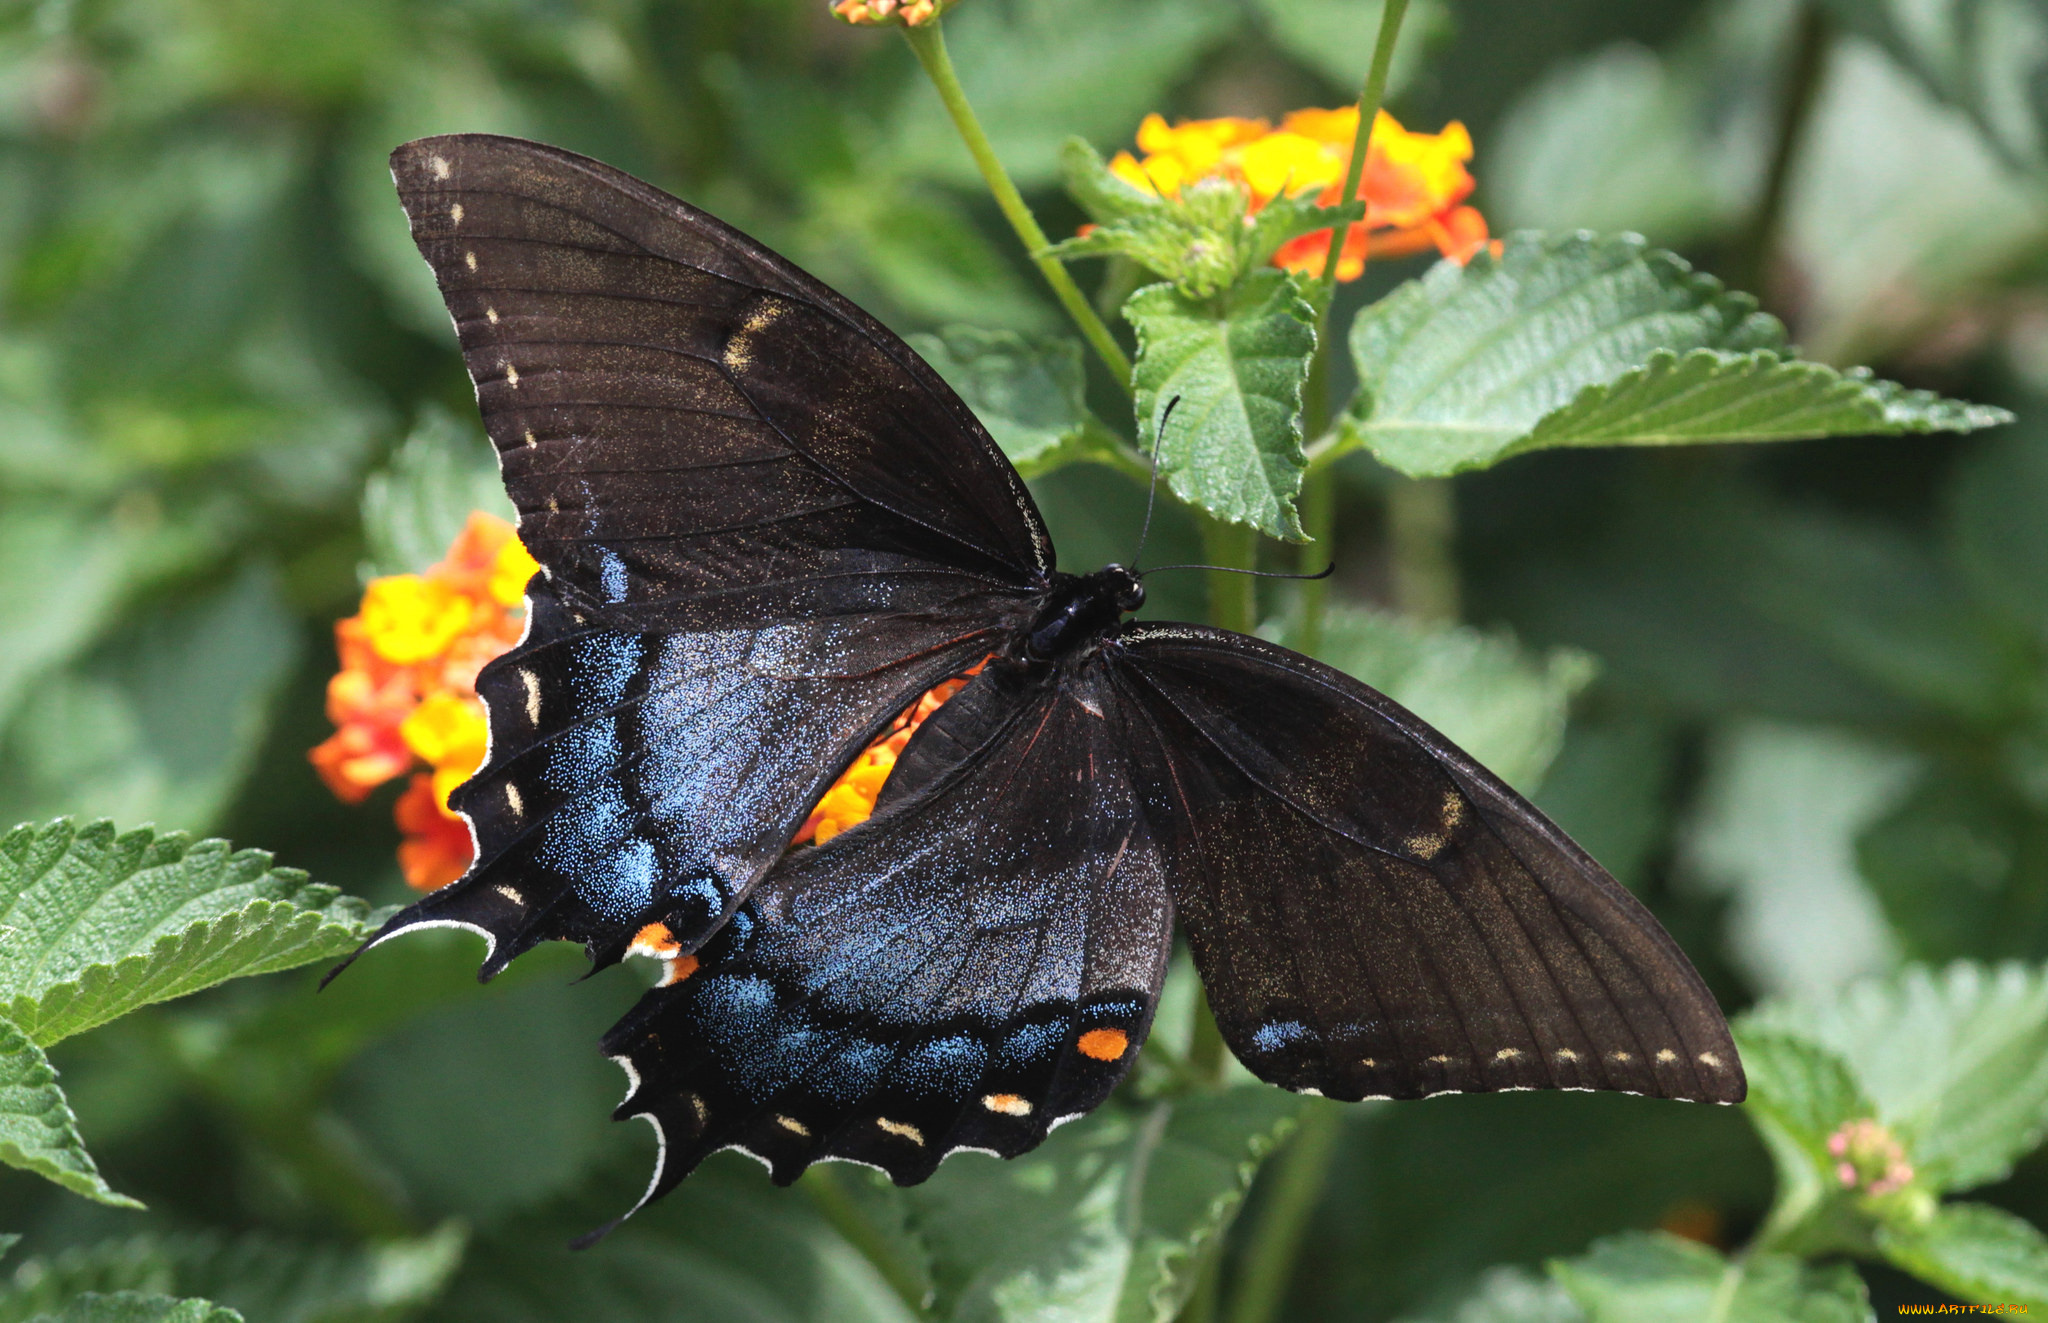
[1118, 581, 1145, 612]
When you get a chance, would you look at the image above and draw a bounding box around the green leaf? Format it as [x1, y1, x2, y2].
[1128, 271, 1317, 539]
[1341, 232, 2008, 479]
[1877, 1201, 2048, 1309]
[1054, 144, 1360, 298]
[359, 405, 513, 581]
[1732, 1029, 1872, 1234]
[0, 568, 301, 834]
[1741, 963, 2048, 1193]
[899, 1087, 1304, 1323]
[431, 1153, 916, 1323]
[22, 1295, 241, 1323]
[0, 820, 378, 1047]
[907, 327, 1135, 479]
[0, 1013, 139, 1208]
[1817, 0, 2048, 175]
[1402, 1266, 1585, 1323]
[1281, 605, 1595, 793]
[0, 1224, 466, 1323]
[1684, 722, 1914, 999]
[1549, 1232, 1872, 1323]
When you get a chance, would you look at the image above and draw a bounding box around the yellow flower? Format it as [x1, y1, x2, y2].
[360, 575, 474, 665]
[488, 535, 540, 607]
[1103, 104, 1497, 279]
[400, 692, 488, 772]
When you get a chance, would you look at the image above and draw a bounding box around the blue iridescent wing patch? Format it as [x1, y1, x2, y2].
[600, 663, 1172, 1194]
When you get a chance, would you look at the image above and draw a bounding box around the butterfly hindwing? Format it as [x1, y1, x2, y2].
[1112, 625, 1744, 1105]
[600, 660, 1174, 1192]
[389, 134, 1052, 635]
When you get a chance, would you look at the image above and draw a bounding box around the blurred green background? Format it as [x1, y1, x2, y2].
[4, 0, 2048, 1317]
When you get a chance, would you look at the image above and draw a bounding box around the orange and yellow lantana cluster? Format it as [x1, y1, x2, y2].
[793, 661, 988, 846]
[1110, 106, 1496, 281]
[311, 512, 539, 891]
[829, 0, 949, 25]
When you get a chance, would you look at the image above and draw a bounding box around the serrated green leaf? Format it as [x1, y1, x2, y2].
[899, 1087, 1303, 1323]
[1732, 1029, 1874, 1235]
[1129, 271, 1317, 539]
[1549, 1232, 1872, 1323]
[1280, 604, 1595, 793]
[1054, 144, 1360, 299]
[0, 1224, 466, 1323]
[359, 405, 512, 581]
[0, 1014, 138, 1209]
[1341, 232, 2008, 478]
[23, 1294, 241, 1323]
[907, 327, 1136, 479]
[0, 820, 377, 1047]
[1741, 963, 2048, 1193]
[1060, 138, 1169, 225]
[1877, 1201, 2048, 1309]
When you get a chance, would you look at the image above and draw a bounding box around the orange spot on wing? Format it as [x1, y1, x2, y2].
[660, 953, 700, 986]
[631, 922, 681, 958]
[1078, 1028, 1129, 1061]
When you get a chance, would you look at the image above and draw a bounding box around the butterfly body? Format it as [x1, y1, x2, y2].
[355, 133, 1745, 1216]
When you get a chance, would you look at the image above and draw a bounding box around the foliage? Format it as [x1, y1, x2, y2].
[2, 0, 2047, 1320]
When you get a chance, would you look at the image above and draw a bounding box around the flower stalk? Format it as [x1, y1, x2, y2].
[901, 21, 1135, 392]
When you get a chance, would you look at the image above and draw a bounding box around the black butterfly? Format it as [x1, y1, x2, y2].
[357, 133, 1744, 1215]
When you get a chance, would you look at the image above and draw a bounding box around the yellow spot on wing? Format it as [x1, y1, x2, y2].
[520, 669, 541, 724]
[449, 202, 463, 226]
[982, 1093, 1032, 1117]
[1555, 1048, 1581, 1063]
[1077, 1028, 1128, 1061]
[430, 155, 450, 180]
[1698, 1051, 1724, 1069]
[486, 306, 499, 325]
[503, 783, 524, 818]
[775, 1115, 811, 1138]
[464, 250, 477, 271]
[504, 362, 519, 388]
[1493, 1048, 1523, 1062]
[1655, 1048, 1678, 1064]
[876, 1118, 924, 1145]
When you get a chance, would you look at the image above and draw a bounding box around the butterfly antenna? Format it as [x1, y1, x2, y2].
[1131, 395, 1180, 571]
[1142, 561, 1336, 581]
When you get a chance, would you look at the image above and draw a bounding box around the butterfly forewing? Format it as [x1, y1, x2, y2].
[389, 133, 1052, 632]
[367, 133, 1050, 970]
[1112, 625, 1744, 1105]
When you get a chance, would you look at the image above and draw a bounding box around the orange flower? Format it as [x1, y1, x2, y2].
[1108, 106, 1498, 280]
[793, 662, 988, 846]
[311, 510, 532, 891]
[830, 0, 950, 25]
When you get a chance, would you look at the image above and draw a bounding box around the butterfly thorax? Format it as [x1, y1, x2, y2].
[1022, 566, 1144, 662]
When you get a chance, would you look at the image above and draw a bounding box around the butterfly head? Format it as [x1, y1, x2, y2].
[1022, 565, 1145, 661]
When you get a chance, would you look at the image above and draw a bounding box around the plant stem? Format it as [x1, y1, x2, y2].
[1199, 515, 1259, 635]
[1387, 476, 1458, 622]
[1732, 2, 1828, 297]
[803, 1164, 929, 1313]
[1295, 470, 1335, 653]
[1292, 0, 1410, 652]
[1224, 1101, 1342, 1323]
[1312, 0, 1411, 312]
[902, 21, 1134, 393]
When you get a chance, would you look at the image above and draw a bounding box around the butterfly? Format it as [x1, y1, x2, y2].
[356, 133, 1744, 1217]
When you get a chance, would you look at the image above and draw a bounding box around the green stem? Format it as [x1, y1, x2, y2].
[1386, 476, 1458, 622]
[803, 1165, 929, 1313]
[1732, 2, 1828, 298]
[902, 21, 1134, 392]
[1224, 1101, 1342, 1323]
[1199, 515, 1259, 635]
[1180, 1239, 1225, 1323]
[1312, 0, 1411, 312]
[1294, 469, 1335, 654]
